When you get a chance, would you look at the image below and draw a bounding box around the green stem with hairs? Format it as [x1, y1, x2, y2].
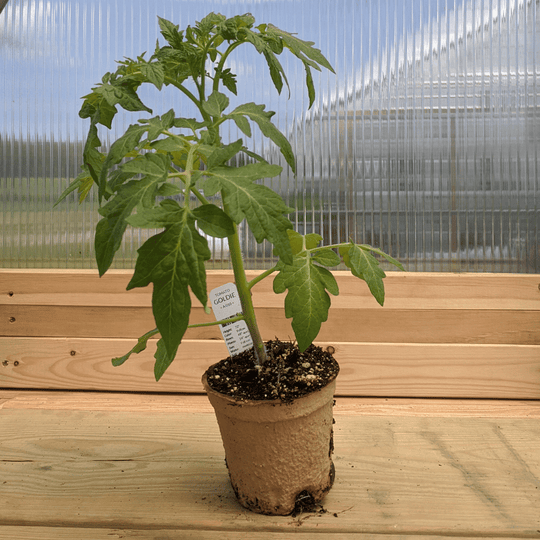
[227, 220, 267, 366]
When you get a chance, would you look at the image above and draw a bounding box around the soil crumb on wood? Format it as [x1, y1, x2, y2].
[205, 339, 340, 401]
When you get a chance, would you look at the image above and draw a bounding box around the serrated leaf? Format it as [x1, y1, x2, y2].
[361, 245, 405, 271]
[141, 110, 176, 140]
[203, 162, 293, 263]
[225, 103, 295, 172]
[173, 117, 209, 132]
[305, 233, 323, 249]
[286, 230, 304, 255]
[126, 199, 183, 228]
[265, 25, 334, 109]
[156, 182, 182, 197]
[262, 50, 287, 95]
[220, 68, 238, 95]
[140, 61, 165, 89]
[121, 152, 170, 183]
[229, 113, 251, 137]
[150, 136, 189, 153]
[158, 17, 184, 49]
[267, 24, 335, 73]
[99, 123, 148, 192]
[192, 204, 235, 238]
[273, 257, 339, 351]
[54, 171, 94, 207]
[207, 139, 243, 169]
[203, 91, 229, 117]
[95, 154, 170, 275]
[112, 327, 159, 367]
[153, 337, 176, 381]
[82, 122, 105, 187]
[126, 217, 211, 358]
[346, 244, 387, 306]
[95, 82, 152, 113]
[312, 248, 341, 267]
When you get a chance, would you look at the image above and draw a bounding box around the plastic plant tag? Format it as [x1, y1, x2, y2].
[209, 283, 253, 357]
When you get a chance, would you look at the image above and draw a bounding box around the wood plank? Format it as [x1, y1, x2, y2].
[0, 406, 538, 536]
[2, 269, 539, 310]
[2, 304, 539, 344]
[2, 338, 540, 398]
[1, 391, 540, 419]
[0, 527, 532, 540]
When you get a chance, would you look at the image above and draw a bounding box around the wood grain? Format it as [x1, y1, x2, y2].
[0, 528, 531, 539]
[2, 338, 539, 398]
[2, 391, 540, 418]
[2, 304, 539, 344]
[1, 270, 539, 309]
[0, 403, 538, 536]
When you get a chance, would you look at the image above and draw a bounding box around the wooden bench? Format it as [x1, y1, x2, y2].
[1, 269, 539, 539]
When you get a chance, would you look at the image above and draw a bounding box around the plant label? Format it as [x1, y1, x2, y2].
[209, 283, 253, 356]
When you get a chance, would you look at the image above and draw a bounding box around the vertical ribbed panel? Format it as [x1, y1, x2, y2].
[1, 0, 539, 272]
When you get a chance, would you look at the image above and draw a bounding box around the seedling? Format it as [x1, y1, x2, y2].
[58, 13, 403, 380]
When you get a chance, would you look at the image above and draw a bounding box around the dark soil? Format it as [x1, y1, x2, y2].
[205, 339, 340, 401]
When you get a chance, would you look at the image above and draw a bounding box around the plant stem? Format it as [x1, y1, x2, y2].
[248, 266, 277, 290]
[228, 221, 267, 366]
[188, 314, 244, 329]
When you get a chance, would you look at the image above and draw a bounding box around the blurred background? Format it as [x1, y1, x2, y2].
[1, 0, 539, 272]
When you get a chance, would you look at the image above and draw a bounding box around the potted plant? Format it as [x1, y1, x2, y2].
[58, 12, 403, 515]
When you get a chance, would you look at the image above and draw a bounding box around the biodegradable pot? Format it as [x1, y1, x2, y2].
[202, 368, 337, 515]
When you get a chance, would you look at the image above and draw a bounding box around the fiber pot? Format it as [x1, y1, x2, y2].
[202, 367, 338, 515]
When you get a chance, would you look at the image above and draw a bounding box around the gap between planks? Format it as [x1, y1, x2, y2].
[0, 526, 537, 540]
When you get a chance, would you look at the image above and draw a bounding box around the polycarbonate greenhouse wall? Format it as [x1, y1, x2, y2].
[1, 0, 539, 272]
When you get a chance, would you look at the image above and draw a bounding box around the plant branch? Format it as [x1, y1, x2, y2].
[164, 76, 210, 122]
[213, 41, 243, 94]
[188, 314, 244, 329]
[248, 266, 278, 290]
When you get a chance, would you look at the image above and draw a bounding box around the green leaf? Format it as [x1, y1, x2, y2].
[125, 199, 184, 228]
[158, 17, 184, 49]
[153, 337, 176, 381]
[265, 25, 335, 109]
[95, 153, 170, 275]
[267, 24, 335, 73]
[150, 136, 189, 153]
[305, 233, 323, 249]
[54, 171, 94, 207]
[312, 248, 341, 267]
[112, 327, 160, 367]
[225, 103, 295, 172]
[220, 68, 238, 95]
[79, 94, 117, 129]
[82, 122, 105, 186]
[95, 82, 152, 113]
[262, 50, 287, 95]
[286, 230, 304, 255]
[202, 162, 293, 263]
[99, 123, 148, 193]
[126, 216, 211, 358]
[140, 110, 176, 140]
[228, 113, 251, 138]
[192, 204, 235, 238]
[156, 182, 182, 197]
[207, 139, 243, 169]
[140, 61, 165, 90]
[202, 91, 229, 117]
[361, 245, 406, 272]
[173, 117, 209, 133]
[273, 256, 339, 351]
[121, 152, 170, 184]
[342, 243, 387, 306]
